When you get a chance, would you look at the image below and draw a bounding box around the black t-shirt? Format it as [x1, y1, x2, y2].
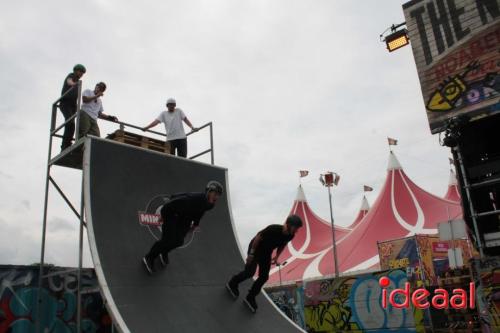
[60, 73, 79, 104]
[253, 224, 294, 257]
[161, 192, 214, 227]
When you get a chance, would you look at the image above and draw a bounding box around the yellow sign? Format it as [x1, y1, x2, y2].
[389, 258, 410, 269]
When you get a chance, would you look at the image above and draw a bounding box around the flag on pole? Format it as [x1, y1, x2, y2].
[324, 173, 334, 186]
[363, 185, 373, 192]
[299, 170, 309, 178]
[387, 137, 398, 146]
[333, 174, 340, 185]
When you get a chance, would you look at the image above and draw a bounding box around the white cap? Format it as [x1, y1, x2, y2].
[166, 98, 176, 105]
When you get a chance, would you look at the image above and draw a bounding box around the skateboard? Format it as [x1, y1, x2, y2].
[243, 298, 257, 314]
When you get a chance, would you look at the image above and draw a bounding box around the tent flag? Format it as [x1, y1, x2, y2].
[363, 185, 373, 192]
[387, 137, 398, 146]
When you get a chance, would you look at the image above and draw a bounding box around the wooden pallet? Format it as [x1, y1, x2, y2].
[107, 130, 170, 154]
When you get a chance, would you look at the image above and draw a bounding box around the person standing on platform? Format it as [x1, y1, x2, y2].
[142, 181, 223, 274]
[59, 64, 86, 151]
[226, 215, 303, 313]
[78, 82, 118, 138]
[142, 98, 198, 158]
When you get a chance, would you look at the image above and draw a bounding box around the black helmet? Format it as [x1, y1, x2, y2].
[206, 180, 223, 195]
[286, 214, 303, 228]
[73, 64, 86, 73]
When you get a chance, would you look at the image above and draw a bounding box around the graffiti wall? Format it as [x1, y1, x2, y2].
[378, 237, 420, 273]
[0, 265, 112, 333]
[472, 257, 500, 332]
[302, 269, 419, 332]
[403, 0, 500, 133]
[378, 235, 475, 285]
[266, 283, 306, 329]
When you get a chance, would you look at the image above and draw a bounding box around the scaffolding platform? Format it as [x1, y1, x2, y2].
[50, 138, 85, 170]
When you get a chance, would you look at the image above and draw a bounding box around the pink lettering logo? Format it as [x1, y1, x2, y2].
[379, 276, 475, 310]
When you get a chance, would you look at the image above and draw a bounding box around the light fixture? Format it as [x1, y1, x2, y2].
[380, 22, 409, 53]
[386, 29, 409, 52]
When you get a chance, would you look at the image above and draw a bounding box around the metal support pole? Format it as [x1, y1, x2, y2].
[327, 186, 339, 277]
[279, 265, 282, 286]
[454, 145, 484, 258]
[447, 206, 458, 268]
[49, 176, 82, 221]
[74, 81, 83, 141]
[77, 176, 85, 333]
[36, 104, 58, 333]
[209, 123, 214, 165]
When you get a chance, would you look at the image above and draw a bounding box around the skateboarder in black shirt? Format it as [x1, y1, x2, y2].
[142, 180, 223, 274]
[226, 215, 303, 312]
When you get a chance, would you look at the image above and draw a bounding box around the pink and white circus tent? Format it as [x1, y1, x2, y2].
[267, 152, 463, 284]
[444, 169, 461, 202]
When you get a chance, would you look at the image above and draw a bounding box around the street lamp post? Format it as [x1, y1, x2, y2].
[320, 172, 340, 277]
[278, 261, 288, 286]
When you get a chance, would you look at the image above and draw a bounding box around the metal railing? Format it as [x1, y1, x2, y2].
[49, 81, 215, 165]
[112, 119, 215, 164]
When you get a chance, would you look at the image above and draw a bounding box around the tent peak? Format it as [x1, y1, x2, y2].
[360, 195, 370, 211]
[295, 185, 307, 202]
[387, 151, 403, 170]
[448, 169, 458, 186]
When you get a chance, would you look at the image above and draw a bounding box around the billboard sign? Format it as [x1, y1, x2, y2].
[403, 0, 500, 133]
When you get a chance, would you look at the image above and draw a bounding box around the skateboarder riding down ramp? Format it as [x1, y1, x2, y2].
[83, 138, 304, 333]
[226, 215, 303, 313]
[143, 181, 223, 274]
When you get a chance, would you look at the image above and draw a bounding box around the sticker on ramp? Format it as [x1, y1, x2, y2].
[137, 195, 170, 240]
[137, 212, 163, 226]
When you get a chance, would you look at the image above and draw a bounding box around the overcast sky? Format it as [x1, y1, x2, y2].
[0, 0, 455, 267]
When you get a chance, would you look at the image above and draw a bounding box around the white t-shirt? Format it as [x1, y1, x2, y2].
[157, 108, 187, 141]
[81, 89, 103, 120]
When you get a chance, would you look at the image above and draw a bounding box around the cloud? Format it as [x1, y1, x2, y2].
[20, 200, 30, 210]
[0, 171, 13, 179]
[48, 217, 76, 233]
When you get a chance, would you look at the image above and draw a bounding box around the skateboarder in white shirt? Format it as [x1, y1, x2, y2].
[142, 98, 198, 157]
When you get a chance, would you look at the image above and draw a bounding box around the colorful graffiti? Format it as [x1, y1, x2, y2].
[426, 61, 481, 112]
[0, 265, 112, 333]
[472, 257, 500, 333]
[403, 0, 500, 133]
[267, 283, 306, 329]
[303, 270, 417, 332]
[379, 235, 476, 286]
[378, 237, 419, 271]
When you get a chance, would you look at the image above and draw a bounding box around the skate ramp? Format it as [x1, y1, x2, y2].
[83, 137, 303, 333]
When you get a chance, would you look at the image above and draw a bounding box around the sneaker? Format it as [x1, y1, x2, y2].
[225, 281, 239, 299]
[159, 253, 169, 267]
[244, 295, 258, 313]
[142, 256, 155, 275]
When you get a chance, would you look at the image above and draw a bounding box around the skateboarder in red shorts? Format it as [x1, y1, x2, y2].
[142, 181, 223, 274]
[226, 215, 303, 312]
